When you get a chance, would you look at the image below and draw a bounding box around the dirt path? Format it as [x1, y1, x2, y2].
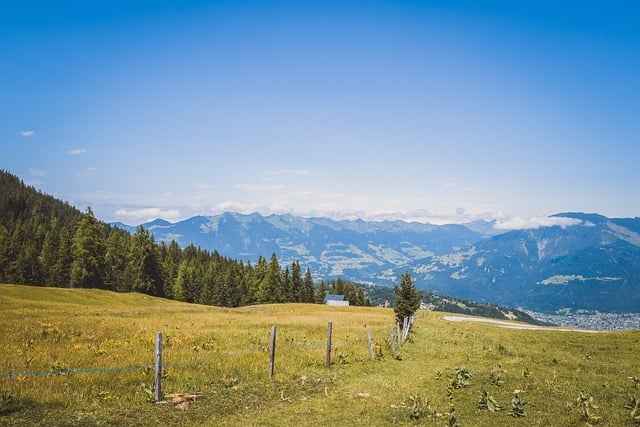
[442, 315, 601, 333]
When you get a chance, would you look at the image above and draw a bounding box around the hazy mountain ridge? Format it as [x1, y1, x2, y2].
[412, 213, 640, 313]
[113, 211, 640, 314]
[113, 212, 487, 282]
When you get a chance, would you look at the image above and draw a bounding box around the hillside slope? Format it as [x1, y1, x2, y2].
[413, 213, 640, 312]
[1, 284, 639, 426]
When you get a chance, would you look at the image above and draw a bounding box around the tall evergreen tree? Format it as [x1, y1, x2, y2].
[283, 266, 293, 302]
[257, 253, 284, 303]
[127, 225, 164, 296]
[173, 260, 190, 302]
[393, 271, 421, 325]
[0, 224, 9, 283]
[302, 267, 315, 303]
[159, 240, 182, 299]
[290, 260, 304, 302]
[70, 207, 106, 288]
[104, 229, 130, 291]
[334, 277, 345, 295]
[315, 280, 328, 304]
[38, 217, 60, 286]
[52, 225, 73, 287]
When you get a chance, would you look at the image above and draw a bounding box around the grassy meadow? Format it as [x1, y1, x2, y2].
[1, 283, 640, 426]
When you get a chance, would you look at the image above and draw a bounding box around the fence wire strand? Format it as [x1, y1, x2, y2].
[1, 334, 391, 378]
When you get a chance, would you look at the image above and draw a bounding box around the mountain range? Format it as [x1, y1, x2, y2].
[113, 212, 640, 314]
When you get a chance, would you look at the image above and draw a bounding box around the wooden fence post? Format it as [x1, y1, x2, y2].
[269, 325, 277, 378]
[367, 325, 374, 360]
[326, 321, 332, 367]
[154, 332, 163, 402]
[390, 324, 396, 356]
[397, 323, 402, 350]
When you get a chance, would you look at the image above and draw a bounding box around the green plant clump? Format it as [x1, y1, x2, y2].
[478, 390, 502, 412]
[508, 393, 527, 417]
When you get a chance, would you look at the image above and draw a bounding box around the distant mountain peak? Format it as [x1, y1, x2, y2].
[109, 211, 640, 314]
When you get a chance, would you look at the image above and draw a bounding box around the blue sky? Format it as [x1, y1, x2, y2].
[2, 1, 639, 227]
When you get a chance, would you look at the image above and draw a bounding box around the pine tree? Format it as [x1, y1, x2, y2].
[283, 266, 293, 302]
[127, 226, 164, 296]
[393, 271, 421, 325]
[334, 277, 345, 295]
[70, 207, 106, 288]
[315, 280, 328, 304]
[38, 218, 60, 286]
[302, 267, 315, 303]
[291, 260, 303, 302]
[256, 253, 284, 303]
[52, 225, 73, 287]
[159, 240, 182, 299]
[104, 229, 130, 291]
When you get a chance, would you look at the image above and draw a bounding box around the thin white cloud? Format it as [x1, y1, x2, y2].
[114, 207, 182, 223]
[213, 201, 273, 215]
[235, 183, 286, 191]
[494, 216, 583, 230]
[268, 169, 311, 176]
[69, 148, 87, 155]
[191, 183, 212, 190]
[20, 130, 36, 137]
[29, 168, 45, 177]
[75, 167, 97, 177]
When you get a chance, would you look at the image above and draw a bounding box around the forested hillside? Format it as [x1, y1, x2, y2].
[0, 170, 328, 306]
[0, 170, 557, 324]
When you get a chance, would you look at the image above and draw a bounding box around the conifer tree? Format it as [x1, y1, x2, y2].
[52, 225, 73, 287]
[393, 271, 421, 325]
[173, 260, 192, 302]
[257, 253, 284, 303]
[303, 267, 315, 303]
[127, 225, 164, 296]
[104, 229, 130, 292]
[334, 276, 345, 295]
[38, 218, 60, 286]
[70, 207, 106, 288]
[283, 266, 293, 302]
[291, 260, 303, 302]
[315, 280, 328, 304]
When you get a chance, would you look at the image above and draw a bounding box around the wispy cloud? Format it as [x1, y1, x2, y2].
[75, 167, 97, 177]
[20, 130, 36, 137]
[235, 183, 286, 191]
[494, 216, 583, 230]
[29, 168, 46, 177]
[268, 169, 311, 176]
[191, 183, 212, 190]
[68, 148, 87, 155]
[114, 207, 182, 223]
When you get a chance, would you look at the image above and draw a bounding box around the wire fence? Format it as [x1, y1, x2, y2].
[2, 316, 415, 403]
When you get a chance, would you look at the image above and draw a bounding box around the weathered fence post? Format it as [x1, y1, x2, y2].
[390, 324, 396, 356]
[269, 325, 277, 378]
[367, 325, 374, 360]
[154, 332, 163, 402]
[325, 321, 332, 367]
[397, 323, 402, 350]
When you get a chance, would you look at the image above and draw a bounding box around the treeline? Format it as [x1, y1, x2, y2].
[315, 277, 373, 306]
[0, 170, 370, 307]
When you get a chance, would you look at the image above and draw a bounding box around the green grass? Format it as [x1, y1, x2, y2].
[1, 283, 639, 426]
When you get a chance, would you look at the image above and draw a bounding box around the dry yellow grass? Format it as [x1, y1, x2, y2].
[1, 283, 639, 426]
